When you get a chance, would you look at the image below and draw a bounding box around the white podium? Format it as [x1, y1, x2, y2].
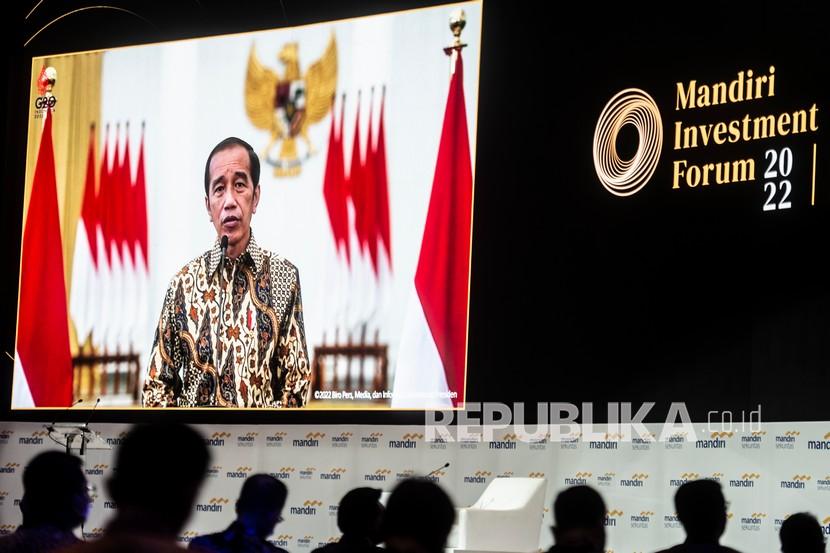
[450, 477, 547, 553]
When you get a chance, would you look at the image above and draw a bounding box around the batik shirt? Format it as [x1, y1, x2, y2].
[142, 233, 310, 407]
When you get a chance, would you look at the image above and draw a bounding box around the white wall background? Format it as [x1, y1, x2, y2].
[1, 420, 829, 553]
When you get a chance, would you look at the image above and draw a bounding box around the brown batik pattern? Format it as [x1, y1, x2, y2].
[142, 232, 310, 408]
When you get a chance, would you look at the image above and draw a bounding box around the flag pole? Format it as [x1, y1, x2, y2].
[443, 9, 468, 73]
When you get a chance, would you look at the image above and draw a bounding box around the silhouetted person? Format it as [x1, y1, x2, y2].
[547, 485, 606, 553]
[382, 478, 455, 553]
[780, 513, 825, 553]
[189, 474, 288, 553]
[0, 451, 91, 553]
[312, 487, 385, 553]
[66, 422, 210, 553]
[655, 479, 742, 553]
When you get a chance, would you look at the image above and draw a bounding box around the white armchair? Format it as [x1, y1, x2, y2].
[452, 477, 547, 553]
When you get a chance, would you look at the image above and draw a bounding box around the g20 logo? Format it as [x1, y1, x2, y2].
[35, 96, 57, 110]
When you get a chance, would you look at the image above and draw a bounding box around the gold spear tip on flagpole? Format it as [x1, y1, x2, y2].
[450, 10, 466, 43]
[444, 10, 467, 55]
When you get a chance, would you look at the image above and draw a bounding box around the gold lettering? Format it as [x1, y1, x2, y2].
[755, 75, 768, 101]
[732, 158, 755, 182]
[777, 112, 791, 136]
[792, 109, 807, 133]
[753, 115, 776, 140]
[673, 160, 687, 189]
[728, 120, 741, 143]
[699, 124, 712, 146]
[716, 161, 728, 184]
[698, 85, 711, 108]
[673, 158, 755, 187]
[712, 82, 727, 105]
[674, 121, 683, 150]
[676, 67, 777, 110]
[728, 71, 745, 103]
[676, 81, 695, 110]
[683, 126, 698, 149]
[672, 106, 819, 151]
[702, 163, 716, 185]
[687, 165, 701, 187]
[713, 122, 727, 144]
[742, 115, 752, 141]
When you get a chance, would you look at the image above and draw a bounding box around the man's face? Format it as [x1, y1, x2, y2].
[239, 501, 284, 539]
[205, 145, 260, 256]
[256, 504, 284, 538]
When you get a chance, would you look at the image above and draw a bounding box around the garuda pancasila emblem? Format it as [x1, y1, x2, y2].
[245, 33, 337, 177]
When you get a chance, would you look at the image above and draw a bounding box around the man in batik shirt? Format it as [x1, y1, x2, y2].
[143, 137, 310, 407]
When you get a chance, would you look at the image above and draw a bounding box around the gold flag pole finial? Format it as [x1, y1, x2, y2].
[444, 9, 467, 56]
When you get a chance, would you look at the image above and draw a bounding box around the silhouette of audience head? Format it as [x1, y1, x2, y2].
[551, 485, 606, 552]
[20, 451, 90, 531]
[780, 512, 826, 553]
[107, 423, 209, 536]
[337, 487, 383, 543]
[382, 478, 455, 553]
[674, 479, 728, 543]
[235, 474, 288, 539]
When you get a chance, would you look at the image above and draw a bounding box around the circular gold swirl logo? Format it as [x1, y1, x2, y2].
[593, 89, 663, 197]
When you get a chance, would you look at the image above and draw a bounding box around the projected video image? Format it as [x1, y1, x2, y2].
[13, 2, 481, 409]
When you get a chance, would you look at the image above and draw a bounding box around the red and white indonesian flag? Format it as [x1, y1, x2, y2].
[322, 95, 350, 336]
[371, 89, 393, 326]
[393, 52, 472, 408]
[95, 127, 113, 352]
[346, 94, 372, 331]
[118, 129, 137, 352]
[72, 122, 149, 363]
[15, 108, 74, 407]
[103, 128, 125, 352]
[320, 89, 395, 382]
[133, 128, 150, 366]
[70, 126, 99, 347]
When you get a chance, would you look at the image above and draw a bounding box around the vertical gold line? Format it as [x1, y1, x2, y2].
[812, 143, 817, 206]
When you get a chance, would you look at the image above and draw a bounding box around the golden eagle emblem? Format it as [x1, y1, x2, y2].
[245, 33, 337, 177]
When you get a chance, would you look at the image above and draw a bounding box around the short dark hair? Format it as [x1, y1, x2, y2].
[109, 423, 209, 535]
[780, 512, 826, 553]
[674, 479, 727, 540]
[553, 485, 606, 531]
[337, 487, 383, 537]
[21, 451, 87, 529]
[382, 478, 455, 553]
[204, 137, 260, 195]
[237, 474, 287, 514]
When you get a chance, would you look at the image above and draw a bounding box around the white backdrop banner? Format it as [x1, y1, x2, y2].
[1, 421, 829, 552]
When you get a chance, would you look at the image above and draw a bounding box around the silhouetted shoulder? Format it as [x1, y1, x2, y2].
[653, 546, 744, 553]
